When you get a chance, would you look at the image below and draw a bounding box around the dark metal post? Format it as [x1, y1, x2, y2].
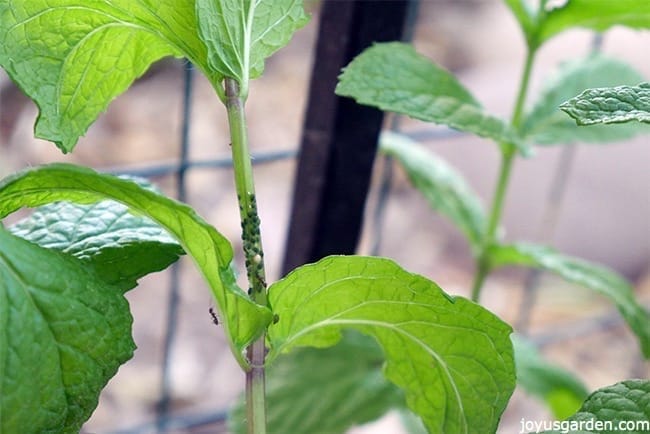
[282, 1, 412, 275]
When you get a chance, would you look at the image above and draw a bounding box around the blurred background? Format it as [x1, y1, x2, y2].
[0, 0, 648, 433]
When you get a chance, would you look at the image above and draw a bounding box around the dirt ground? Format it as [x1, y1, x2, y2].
[1, 1, 648, 433]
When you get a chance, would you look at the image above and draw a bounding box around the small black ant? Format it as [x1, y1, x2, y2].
[209, 307, 219, 326]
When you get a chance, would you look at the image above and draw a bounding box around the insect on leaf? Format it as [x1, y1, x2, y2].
[0, 164, 272, 368]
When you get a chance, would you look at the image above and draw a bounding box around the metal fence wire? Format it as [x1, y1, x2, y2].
[45, 2, 640, 433]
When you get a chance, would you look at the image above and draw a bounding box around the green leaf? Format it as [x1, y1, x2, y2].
[0, 0, 213, 152]
[196, 0, 309, 96]
[503, 0, 537, 41]
[267, 255, 516, 434]
[0, 164, 272, 367]
[488, 243, 650, 358]
[336, 42, 527, 153]
[513, 335, 589, 420]
[560, 83, 650, 126]
[380, 131, 486, 254]
[537, 0, 650, 46]
[229, 332, 404, 434]
[0, 226, 134, 433]
[522, 55, 649, 145]
[10, 200, 184, 292]
[542, 380, 650, 434]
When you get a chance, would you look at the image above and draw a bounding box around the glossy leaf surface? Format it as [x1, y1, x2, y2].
[0, 227, 134, 433]
[0, 164, 272, 366]
[267, 256, 515, 434]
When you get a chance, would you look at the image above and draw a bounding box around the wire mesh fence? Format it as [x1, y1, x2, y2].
[1, 1, 648, 433]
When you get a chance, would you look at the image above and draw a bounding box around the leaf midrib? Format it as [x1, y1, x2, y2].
[272, 316, 469, 433]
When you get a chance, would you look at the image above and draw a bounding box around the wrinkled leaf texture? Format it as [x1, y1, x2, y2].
[336, 42, 528, 153]
[0, 227, 134, 433]
[541, 379, 650, 434]
[196, 0, 308, 94]
[0, 164, 272, 365]
[267, 256, 515, 434]
[0, 0, 211, 152]
[10, 200, 183, 292]
[522, 55, 648, 145]
[560, 83, 650, 126]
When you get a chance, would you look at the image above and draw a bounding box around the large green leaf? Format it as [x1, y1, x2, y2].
[0, 227, 134, 433]
[0, 0, 212, 152]
[380, 131, 486, 254]
[522, 55, 648, 145]
[0, 164, 272, 367]
[229, 332, 404, 434]
[513, 335, 589, 420]
[541, 380, 650, 434]
[10, 200, 184, 292]
[536, 0, 650, 47]
[196, 0, 309, 96]
[560, 83, 650, 126]
[267, 256, 516, 434]
[488, 243, 650, 358]
[336, 43, 526, 152]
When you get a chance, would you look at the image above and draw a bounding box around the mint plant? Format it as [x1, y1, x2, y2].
[0, 2, 518, 434]
[540, 379, 650, 434]
[330, 0, 650, 430]
[526, 81, 650, 434]
[561, 83, 650, 125]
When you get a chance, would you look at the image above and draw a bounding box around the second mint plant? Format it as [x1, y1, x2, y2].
[0, 2, 515, 434]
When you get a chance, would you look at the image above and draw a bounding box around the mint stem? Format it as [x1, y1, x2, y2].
[471, 47, 536, 302]
[224, 78, 268, 434]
